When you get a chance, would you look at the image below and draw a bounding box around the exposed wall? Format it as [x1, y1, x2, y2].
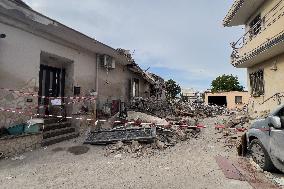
[97, 62, 151, 110]
[247, 52, 284, 116]
[204, 91, 250, 110]
[0, 21, 97, 128]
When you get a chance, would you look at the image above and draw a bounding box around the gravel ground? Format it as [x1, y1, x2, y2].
[0, 116, 254, 189]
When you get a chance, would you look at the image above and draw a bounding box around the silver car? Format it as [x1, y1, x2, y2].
[242, 105, 284, 172]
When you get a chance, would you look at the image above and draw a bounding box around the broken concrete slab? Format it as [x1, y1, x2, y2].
[84, 127, 156, 144]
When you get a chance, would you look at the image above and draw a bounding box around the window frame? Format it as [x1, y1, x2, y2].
[249, 14, 262, 36]
[249, 69, 265, 97]
[235, 96, 243, 104]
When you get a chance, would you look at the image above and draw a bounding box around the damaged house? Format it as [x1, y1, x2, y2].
[0, 0, 154, 156]
[223, 0, 284, 116]
[97, 49, 156, 117]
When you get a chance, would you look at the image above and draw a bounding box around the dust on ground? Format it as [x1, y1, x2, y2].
[0, 116, 257, 189]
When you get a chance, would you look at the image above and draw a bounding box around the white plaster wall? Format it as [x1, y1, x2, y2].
[0, 22, 97, 127]
[0, 22, 96, 91]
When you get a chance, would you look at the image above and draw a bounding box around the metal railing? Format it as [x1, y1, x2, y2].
[231, 0, 284, 50]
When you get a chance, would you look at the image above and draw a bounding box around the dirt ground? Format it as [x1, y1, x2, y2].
[0, 116, 277, 189]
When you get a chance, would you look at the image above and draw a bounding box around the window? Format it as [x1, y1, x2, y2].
[132, 78, 139, 97]
[249, 14, 262, 36]
[235, 96, 243, 104]
[249, 69, 264, 96]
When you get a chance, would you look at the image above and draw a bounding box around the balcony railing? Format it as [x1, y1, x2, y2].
[231, 0, 284, 50]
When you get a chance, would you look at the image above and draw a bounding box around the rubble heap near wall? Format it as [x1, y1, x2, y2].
[129, 97, 245, 119]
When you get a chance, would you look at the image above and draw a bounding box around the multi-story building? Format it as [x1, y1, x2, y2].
[224, 0, 284, 116]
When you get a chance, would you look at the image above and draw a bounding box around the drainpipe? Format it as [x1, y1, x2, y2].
[94, 54, 99, 121]
[95, 53, 99, 94]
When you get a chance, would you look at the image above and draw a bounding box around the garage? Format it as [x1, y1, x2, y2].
[208, 96, 227, 107]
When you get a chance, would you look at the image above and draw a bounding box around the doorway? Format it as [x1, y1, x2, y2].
[39, 65, 65, 115]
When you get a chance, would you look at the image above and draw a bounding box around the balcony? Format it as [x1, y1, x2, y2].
[231, 0, 284, 68]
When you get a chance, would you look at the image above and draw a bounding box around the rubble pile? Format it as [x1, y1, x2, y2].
[215, 113, 251, 149]
[91, 111, 202, 157]
[129, 97, 174, 118]
[129, 97, 240, 118]
[104, 123, 201, 158]
[174, 101, 232, 118]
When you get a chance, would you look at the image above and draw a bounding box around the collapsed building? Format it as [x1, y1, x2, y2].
[96, 49, 156, 117]
[0, 0, 159, 156]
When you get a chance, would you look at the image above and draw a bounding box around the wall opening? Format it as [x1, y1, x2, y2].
[249, 69, 264, 96]
[132, 78, 139, 97]
[208, 96, 227, 107]
[39, 52, 74, 117]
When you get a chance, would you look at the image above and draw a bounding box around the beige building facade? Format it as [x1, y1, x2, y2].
[224, 0, 284, 116]
[204, 91, 249, 110]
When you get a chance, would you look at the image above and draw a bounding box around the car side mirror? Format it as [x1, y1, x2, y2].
[268, 116, 282, 129]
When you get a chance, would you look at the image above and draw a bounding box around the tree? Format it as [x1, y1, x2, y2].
[165, 79, 181, 100]
[211, 74, 244, 92]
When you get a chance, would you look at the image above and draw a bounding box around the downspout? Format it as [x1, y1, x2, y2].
[94, 53, 99, 121]
[96, 53, 99, 94]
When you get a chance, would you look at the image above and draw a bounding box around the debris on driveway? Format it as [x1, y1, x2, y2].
[84, 127, 157, 145]
[214, 113, 251, 150]
[11, 155, 25, 161]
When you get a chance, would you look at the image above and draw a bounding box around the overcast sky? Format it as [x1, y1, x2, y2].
[24, 0, 246, 91]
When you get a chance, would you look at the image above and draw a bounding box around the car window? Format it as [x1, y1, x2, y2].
[278, 108, 284, 117]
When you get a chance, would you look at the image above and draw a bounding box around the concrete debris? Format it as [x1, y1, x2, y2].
[84, 127, 156, 145]
[129, 97, 174, 118]
[215, 113, 250, 150]
[127, 111, 168, 125]
[100, 117, 202, 157]
[129, 97, 242, 119]
[114, 154, 122, 159]
[11, 155, 25, 161]
[6, 176, 15, 180]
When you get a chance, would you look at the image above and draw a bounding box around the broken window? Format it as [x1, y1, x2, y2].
[97, 54, 115, 69]
[249, 69, 264, 96]
[249, 14, 262, 36]
[235, 96, 243, 104]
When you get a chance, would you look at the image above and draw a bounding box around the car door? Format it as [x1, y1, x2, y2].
[270, 108, 284, 162]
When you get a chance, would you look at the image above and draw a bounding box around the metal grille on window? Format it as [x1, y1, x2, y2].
[249, 69, 264, 96]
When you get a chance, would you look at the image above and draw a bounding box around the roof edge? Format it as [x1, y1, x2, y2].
[223, 0, 245, 27]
